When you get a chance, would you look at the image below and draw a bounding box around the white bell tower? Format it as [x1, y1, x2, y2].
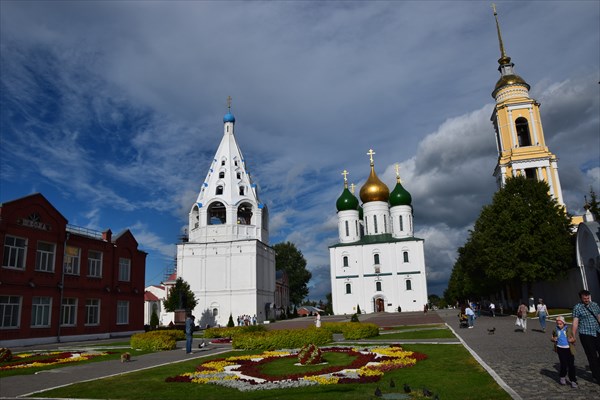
[177, 98, 275, 327]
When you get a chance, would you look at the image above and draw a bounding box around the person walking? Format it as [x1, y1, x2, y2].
[185, 314, 195, 354]
[490, 302, 496, 317]
[572, 289, 600, 385]
[536, 298, 548, 332]
[465, 304, 475, 328]
[315, 312, 321, 328]
[551, 315, 577, 388]
[516, 302, 528, 332]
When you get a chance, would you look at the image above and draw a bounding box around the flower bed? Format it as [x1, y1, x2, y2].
[0, 350, 112, 371]
[166, 345, 426, 391]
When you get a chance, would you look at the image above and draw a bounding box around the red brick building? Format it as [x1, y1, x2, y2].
[0, 193, 147, 347]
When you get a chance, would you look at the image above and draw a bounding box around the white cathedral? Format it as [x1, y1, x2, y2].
[176, 104, 275, 327]
[329, 151, 428, 314]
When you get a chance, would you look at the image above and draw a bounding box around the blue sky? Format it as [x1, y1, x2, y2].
[1, 1, 598, 300]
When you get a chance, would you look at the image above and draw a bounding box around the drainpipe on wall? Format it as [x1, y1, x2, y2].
[57, 232, 69, 343]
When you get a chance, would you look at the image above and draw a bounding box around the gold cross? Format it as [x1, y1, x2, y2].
[226, 96, 232, 111]
[367, 149, 376, 165]
[341, 169, 349, 182]
[350, 183, 356, 194]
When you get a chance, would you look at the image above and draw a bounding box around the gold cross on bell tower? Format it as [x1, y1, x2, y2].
[226, 96, 232, 111]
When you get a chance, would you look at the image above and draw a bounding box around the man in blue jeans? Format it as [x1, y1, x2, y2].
[185, 314, 195, 354]
[572, 289, 600, 384]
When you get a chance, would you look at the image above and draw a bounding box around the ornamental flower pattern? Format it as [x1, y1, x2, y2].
[0, 351, 111, 371]
[166, 345, 426, 391]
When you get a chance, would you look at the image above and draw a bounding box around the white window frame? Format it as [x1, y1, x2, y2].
[85, 299, 100, 326]
[36, 241, 56, 272]
[3, 235, 27, 270]
[88, 250, 103, 277]
[61, 298, 78, 326]
[119, 258, 131, 282]
[117, 301, 129, 325]
[65, 246, 81, 275]
[0, 295, 22, 329]
[31, 296, 52, 327]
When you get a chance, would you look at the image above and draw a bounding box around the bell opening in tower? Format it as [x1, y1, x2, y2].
[237, 203, 253, 225]
[208, 202, 226, 225]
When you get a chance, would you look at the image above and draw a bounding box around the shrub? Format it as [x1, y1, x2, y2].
[204, 324, 267, 339]
[232, 327, 332, 350]
[356, 304, 362, 314]
[342, 322, 379, 340]
[350, 313, 360, 322]
[0, 348, 12, 362]
[321, 321, 379, 340]
[130, 329, 185, 351]
[227, 314, 235, 328]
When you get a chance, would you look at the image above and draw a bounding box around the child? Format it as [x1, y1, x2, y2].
[551, 316, 577, 388]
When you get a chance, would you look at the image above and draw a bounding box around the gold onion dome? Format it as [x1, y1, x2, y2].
[359, 149, 389, 203]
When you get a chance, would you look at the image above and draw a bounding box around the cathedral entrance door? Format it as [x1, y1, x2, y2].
[376, 298, 384, 312]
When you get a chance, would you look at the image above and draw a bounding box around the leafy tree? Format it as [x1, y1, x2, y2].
[273, 242, 312, 306]
[227, 314, 235, 328]
[163, 277, 197, 312]
[324, 293, 333, 315]
[446, 176, 574, 301]
[587, 188, 600, 221]
[149, 310, 159, 329]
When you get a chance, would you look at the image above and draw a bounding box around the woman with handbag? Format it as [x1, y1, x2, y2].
[551, 316, 577, 388]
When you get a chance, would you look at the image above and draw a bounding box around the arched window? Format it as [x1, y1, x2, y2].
[515, 117, 531, 147]
[374, 254, 380, 265]
[221, 160, 226, 166]
[237, 202, 253, 225]
[345, 221, 349, 237]
[208, 202, 226, 225]
[191, 204, 200, 229]
[216, 185, 224, 195]
[345, 283, 352, 294]
[219, 171, 225, 179]
[237, 172, 241, 179]
[343, 256, 349, 267]
[406, 280, 412, 291]
[403, 251, 409, 263]
[399, 215, 404, 231]
[376, 281, 382, 291]
[373, 215, 378, 233]
[239, 186, 245, 195]
[212, 308, 218, 317]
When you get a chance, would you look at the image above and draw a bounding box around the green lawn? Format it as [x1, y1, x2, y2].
[375, 329, 456, 340]
[33, 344, 510, 400]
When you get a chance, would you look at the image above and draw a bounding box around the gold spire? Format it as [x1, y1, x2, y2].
[367, 149, 376, 166]
[395, 163, 402, 183]
[341, 169, 349, 188]
[492, 3, 511, 65]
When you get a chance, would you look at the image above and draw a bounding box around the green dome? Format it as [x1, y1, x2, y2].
[336, 187, 359, 212]
[389, 181, 412, 206]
